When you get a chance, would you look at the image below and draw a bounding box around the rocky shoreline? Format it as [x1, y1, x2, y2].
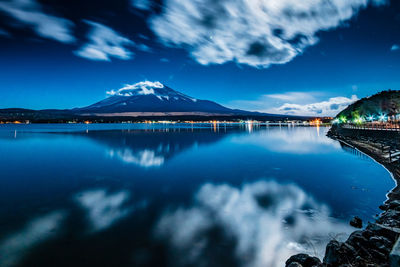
[286, 126, 400, 267]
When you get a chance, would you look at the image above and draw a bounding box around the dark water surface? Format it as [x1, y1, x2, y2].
[0, 124, 394, 267]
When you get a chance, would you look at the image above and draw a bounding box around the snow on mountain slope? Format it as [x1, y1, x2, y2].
[107, 81, 197, 102]
[75, 81, 242, 114]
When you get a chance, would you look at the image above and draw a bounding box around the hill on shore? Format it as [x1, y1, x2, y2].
[335, 90, 400, 121]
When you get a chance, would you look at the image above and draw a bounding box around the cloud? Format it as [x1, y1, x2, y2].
[272, 95, 358, 116]
[0, 0, 75, 43]
[137, 43, 152, 52]
[155, 180, 352, 267]
[107, 81, 164, 96]
[0, 211, 65, 267]
[229, 91, 319, 113]
[149, 0, 386, 68]
[391, 44, 400, 51]
[75, 189, 133, 232]
[230, 91, 357, 116]
[131, 0, 152, 10]
[160, 58, 169, 63]
[74, 21, 134, 61]
[109, 148, 164, 167]
[265, 92, 317, 103]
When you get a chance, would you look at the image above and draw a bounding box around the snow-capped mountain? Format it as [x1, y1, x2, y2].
[75, 81, 243, 114]
[0, 80, 314, 121]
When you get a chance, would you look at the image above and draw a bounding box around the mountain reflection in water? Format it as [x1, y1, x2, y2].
[0, 124, 394, 267]
[73, 129, 229, 167]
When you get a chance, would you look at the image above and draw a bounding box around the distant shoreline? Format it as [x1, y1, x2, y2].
[0, 108, 330, 124]
[0, 121, 329, 125]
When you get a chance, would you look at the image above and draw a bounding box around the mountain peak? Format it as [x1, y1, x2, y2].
[107, 81, 165, 97]
[105, 81, 197, 102]
[76, 81, 244, 114]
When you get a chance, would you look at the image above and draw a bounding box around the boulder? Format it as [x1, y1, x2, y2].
[323, 240, 341, 265]
[380, 204, 389, 211]
[379, 210, 400, 228]
[350, 216, 363, 228]
[348, 230, 369, 247]
[286, 253, 321, 267]
[370, 236, 392, 253]
[388, 200, 400, 210]
[367, 223, 400, 242]
[390, 238, 400, 267]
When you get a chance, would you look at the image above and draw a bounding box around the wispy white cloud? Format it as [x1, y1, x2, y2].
[229, 91, 319, 113]
[131, 0, 152, 10]
[230, 92, 357, 116]
[272, 95, 358, 116]
[0, 211, 66, 267]
[75, 189, 133, 232]
[149, 0, 386, 68]
[74, 21, 134, 61]
[138, 33, 149, 40]
[391, 44, 400, 51]
[0, 0, 75, 43]
[160, 58, 169, 63]
[137, 43, 152, 52]
[155, 180, 351, 267]
[264, 92, 317, 103]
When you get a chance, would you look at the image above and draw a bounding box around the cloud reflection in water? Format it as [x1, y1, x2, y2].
[75, 189, 133, 232]
[155, 180, 352, 267]
[0, 211, 65, 267]
[108, 148, 164, 167]
[232, 127, 340, 154]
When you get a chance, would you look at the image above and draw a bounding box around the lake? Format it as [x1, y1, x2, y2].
[0, 123, 394, 267]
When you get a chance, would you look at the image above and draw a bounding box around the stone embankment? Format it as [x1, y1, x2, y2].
[286, 125, 400, 267]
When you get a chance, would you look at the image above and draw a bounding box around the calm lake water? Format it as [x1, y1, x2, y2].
[0, 123, 394, 267]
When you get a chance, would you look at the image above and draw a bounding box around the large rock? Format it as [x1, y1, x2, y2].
[347, 231, 369, 247]
[380, 204, 389, 211]
[350, 216, 363, 228]
[388, 200, 400, 210]
[379, 211, 400, 228]
[285, 253, 321, 267]
[370, 236, 392, 253]
[390, 238, 400, 267]
[366, 223, 400, 242]
[323, 240, 342, 266]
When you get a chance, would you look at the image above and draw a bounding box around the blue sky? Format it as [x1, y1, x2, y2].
[0, 0, 399, 116]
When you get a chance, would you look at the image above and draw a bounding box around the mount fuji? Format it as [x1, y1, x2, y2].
[74, 81, 250, 115]
[0, 81, 312, 122]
